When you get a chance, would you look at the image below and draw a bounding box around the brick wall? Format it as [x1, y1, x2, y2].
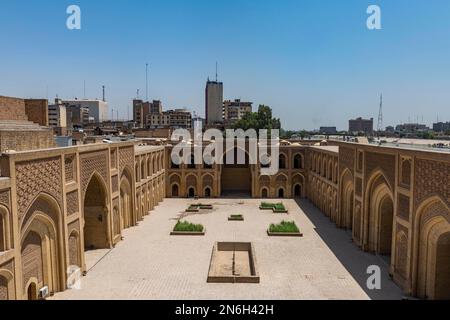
[0, 96, 28, 121]
[24, 99, 49, 126]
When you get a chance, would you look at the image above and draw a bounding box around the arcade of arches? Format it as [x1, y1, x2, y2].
[0, 140, 449, 300]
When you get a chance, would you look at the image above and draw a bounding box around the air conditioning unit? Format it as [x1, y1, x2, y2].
[39, 286, 49, 299]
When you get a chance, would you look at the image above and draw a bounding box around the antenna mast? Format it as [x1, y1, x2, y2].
[377, 93, 383, 133]
[215, 61, 218, 82]
[146, 63, 149, 101]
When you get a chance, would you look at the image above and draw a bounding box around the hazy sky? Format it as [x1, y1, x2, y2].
[1, 0, 450, 130]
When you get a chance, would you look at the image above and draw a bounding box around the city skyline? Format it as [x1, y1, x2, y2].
[1, 0, 450, 130]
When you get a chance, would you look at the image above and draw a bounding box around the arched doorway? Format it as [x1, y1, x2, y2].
[172, 184, 179, 197]
[83, 174, 109, 250]
[294, 184, 302, 197]
[261, 188, 268, 198]
[221, 147, 252, 196]
[120, 170, 133, 230]
[378, 195, 394, 255]
[188, 187, 195, 198]
[204, 187, 211, 198]
[435, 232, 450, 299]
[415, 198, 450, 300]
[278, 188, 284, 198]
[27, 282, 37, 300]
[20, 195, 63, 297]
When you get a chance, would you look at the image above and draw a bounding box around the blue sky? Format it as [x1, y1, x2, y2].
[1, 0, 450, 130]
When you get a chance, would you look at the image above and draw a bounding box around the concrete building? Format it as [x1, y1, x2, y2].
[48, 99, 68, 136]
[67, 104, 90, 128]
[396, 123, 429, 133]
[205, 80, 223, 125]
[133, 100, 163, 128]
[349, 117, 374, 135]
[433, 122, 450, 132]
[63, 99, 108, 123]
[147, 109, 192, 129]
[319, 127, 337, 135]
[223, 99, 252, 124]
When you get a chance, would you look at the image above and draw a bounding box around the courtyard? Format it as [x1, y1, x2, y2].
[52, 198, 404, 300]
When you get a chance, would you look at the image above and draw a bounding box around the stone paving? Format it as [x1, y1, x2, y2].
[52, 198, 404, 300]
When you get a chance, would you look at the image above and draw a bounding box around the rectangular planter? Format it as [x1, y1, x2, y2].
[207, 242, 259, 284]
[170, 229, 206, 236]
[267, 230, 303, 237]
[228, 216, 244, 221]
[272, 208, 288, 213]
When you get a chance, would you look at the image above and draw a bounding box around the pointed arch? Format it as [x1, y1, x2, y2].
[413, 196, 450, 300]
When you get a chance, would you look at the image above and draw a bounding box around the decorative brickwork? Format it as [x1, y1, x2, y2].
[119, 147, 134, 175]
[420, 200, 450, 226]
[340, 147, 355, 174]
[0, 190, 10, 207]
[110, 149, 117, 169]
[68, 220, 80, 267]
[355, 177, 362, 197]
[21, 231, 43, 288]
[66, 191, 79, 216]
[80, 151, 109, 199]
[112, 175, 118, 193]
[414, 158, 450, 209]
[398, 194, 410, 221]
[365, 152, 396, 189]
[395, 224, 409, 278]
[64, 155, 76, 183]
[15, 157, 62, 222]
[400, 158, 411, 187]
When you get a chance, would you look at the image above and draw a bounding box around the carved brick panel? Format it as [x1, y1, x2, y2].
[80, 151, 109, 199]
[15, 157, 62, 222]
[414, 158, 450, 209]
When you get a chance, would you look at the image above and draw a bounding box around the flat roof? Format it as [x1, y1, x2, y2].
[310, 146, 339, 153]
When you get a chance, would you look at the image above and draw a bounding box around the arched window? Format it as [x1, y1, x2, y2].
[172, 184, 179, 197]
[279, 154, 286, 169]
[261, 188, 268, 198]
[293, 154, 303, 169]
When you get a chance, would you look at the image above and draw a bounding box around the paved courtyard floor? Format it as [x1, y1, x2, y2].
[52, 198, 404, 300]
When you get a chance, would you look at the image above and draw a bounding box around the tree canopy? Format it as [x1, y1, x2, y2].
[232, 105, 281, 132]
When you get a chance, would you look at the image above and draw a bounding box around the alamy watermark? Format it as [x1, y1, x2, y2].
[66, 5, 81, 30]
[171, 124, 280, 175]
[367, 5, 382, 30]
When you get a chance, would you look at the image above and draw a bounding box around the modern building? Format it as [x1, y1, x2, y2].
[147, 109, 192, 129]
[48, 99, 68, 135]
[67, 104, 90, 128]
[433, 122, 450, 132]
[205, 79, 223, 125]
[133, 100, 163, 128]
[395, 123, 429, 133]
[349, 117, 374, 135]
[319, 127, 337, 135]
[223, 99, 252, 124]
[63, 99, 108, 123]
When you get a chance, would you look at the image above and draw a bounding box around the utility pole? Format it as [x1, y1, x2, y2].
[146, 63, 149, 101]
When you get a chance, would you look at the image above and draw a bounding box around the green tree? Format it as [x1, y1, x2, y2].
[233, 105, 281, 134]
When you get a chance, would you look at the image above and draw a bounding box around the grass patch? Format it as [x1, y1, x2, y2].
[260, 202, 287, 212]
[173, 220, 204, 232]
[187, 204, 213, 211]
[269, 221, 300, 233]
